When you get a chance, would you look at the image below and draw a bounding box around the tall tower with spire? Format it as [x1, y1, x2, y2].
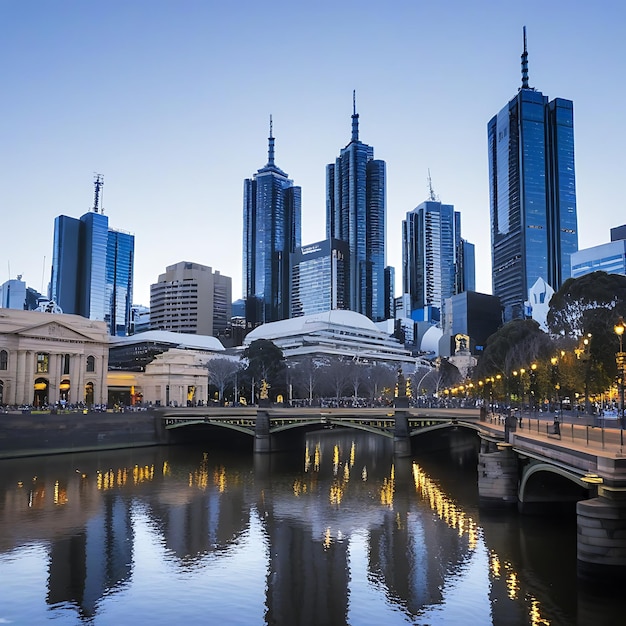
[326, 93, 386, 321]
[243, 117, 301, 325]
[487, 27, 578, 322]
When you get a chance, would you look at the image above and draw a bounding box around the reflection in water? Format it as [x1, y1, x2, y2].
[0, 431, 620, 624]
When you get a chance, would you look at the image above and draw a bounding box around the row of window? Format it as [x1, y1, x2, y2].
[0, 350, 95, 373]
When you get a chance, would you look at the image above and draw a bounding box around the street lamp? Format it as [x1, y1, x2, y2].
[614, 317, 625, 430]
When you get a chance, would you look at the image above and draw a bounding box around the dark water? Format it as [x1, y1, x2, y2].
[0, 430, 623, 625]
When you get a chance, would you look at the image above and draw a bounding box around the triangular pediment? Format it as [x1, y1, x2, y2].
[18, 321, 101, 342]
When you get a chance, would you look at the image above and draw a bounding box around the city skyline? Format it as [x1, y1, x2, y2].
[2, 2, 625, 308]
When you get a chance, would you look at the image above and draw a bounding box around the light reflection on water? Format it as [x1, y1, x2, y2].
[0, 430, 622, 625]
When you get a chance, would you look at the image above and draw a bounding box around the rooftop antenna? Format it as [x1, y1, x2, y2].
[92, 173, 104, 214]
[351, 89, 359, 142]
[521, 26, 530, 90]
[267, 115, 275, 167]
[427, 169, 439, 202]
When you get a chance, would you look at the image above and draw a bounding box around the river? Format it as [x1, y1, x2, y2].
[0, 429, 623, 625]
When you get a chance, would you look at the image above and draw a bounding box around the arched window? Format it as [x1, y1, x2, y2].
[86, 355, 95, 373]
[0, 350, 7, 370]
[63, 354, 71, 375]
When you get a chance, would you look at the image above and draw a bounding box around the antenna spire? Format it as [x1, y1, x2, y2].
[92, 173, 104, 214]
[267, 115, 275, 167]
[351, 90, 359, 142]
[427, 169, 438, 202]
[521, 26, 530, 89]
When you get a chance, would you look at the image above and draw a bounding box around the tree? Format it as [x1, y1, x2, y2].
[344, 361, 368, 402]
[367, 363, 396, 403]
[206, 358, 242, 404]
[473, 319, 554, 380]
[321, 357, 348, 401]
[291, 356, 322, 404]
[241, 339, 285, 385]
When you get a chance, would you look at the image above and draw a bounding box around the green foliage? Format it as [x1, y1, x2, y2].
[241, 339, 285, 384]
[473, 319, 553, 379]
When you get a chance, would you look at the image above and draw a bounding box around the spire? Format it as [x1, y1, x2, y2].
[92, 173, 104, 214]
[521, 26, 530, 89]
[351, 90, 359, 142]
[267, 115, 275, 167]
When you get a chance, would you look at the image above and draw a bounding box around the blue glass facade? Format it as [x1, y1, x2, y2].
[243, 121, 301, 324]
[402, 201, 468, 321]
[326, 101, 386, 322]
[290, 238, 349, 317]
[571, 240, 626, 279]
[488, 34, 577, 321]
[50, 210, 134, 335]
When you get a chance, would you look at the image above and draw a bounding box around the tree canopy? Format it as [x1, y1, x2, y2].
[241, 339, 285, 384]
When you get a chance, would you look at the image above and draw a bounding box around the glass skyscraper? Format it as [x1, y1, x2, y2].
[243, 119, 301, 325]
[290, 238, 349, 317]
[402, 199, 472, 322]
[488, 28, 578, 322]
[326, 94, 386, 322]
[50, 190, 134, 336]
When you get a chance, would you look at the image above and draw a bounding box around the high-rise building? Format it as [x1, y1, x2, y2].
[570, 226, 626, 279]
[290, 238, 349, 317]
[0, 277, 27, 309]
[150, 261, 232, 336]
[488, 28, 578, 322]
[326, 94, 386, 322]
[402, 198, 472, 322]
[243, 118, 301, 326]
[50, 177, 134, 336]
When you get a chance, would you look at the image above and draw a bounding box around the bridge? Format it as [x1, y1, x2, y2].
[158, 404, 626, 581]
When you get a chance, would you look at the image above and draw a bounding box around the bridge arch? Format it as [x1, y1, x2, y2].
[518, 462, 590, 514]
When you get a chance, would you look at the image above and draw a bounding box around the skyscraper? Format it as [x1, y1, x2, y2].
[402, 198, 472, 322]
[50, 177, 135, 336]
[290, 238, 349, 317]
[243, 118, 301, 325]
[326, 93, 386, 322]
[488, 28, 578, 322]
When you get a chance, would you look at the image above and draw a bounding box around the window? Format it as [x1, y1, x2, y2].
[36, 353, 49, 374]
[86, 355, 95, 373]
[63, 354, 70, 375]
[0, 350, 7, 370]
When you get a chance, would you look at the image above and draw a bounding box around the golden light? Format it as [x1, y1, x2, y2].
[531, 363, 537, 371]
[550, 356, 558, 366]
[615, 318, 625, 337]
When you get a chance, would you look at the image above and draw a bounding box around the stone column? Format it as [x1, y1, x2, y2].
[100, 354, 107, 405]
[48, 353, 60, 405]
[15, 350, 26, 405]
[76, 354, 85, 404]
[25, 351, 35, 404]
[69, 354, 79, 405]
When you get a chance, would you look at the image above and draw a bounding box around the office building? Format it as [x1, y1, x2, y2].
[402, 198, 473, 322]
[150, 261, 232, 337]
[488, 28, 578, 322]
[243, 118, 301, 326]
[570, 226, 626, 279]
[0, 277, 27, 309]
[49, 177, 134, 336]
[290, 238, 349, 317]
[326, 94, 386, 322]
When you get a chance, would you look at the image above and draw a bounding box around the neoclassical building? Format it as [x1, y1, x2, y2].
[0, 309, 109, 407]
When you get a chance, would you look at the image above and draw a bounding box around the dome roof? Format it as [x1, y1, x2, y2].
[110, 330, 224, 352]
[420, 325, 442, 353]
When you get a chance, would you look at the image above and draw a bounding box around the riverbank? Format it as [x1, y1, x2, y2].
[0, 410, 167, 459]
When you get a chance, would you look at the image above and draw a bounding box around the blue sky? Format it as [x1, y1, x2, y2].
[2, 1, 625, 307]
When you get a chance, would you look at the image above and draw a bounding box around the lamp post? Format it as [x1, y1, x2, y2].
[614, 317, 625, 432]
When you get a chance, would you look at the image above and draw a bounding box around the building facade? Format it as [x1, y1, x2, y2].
[150, 262, 232, 336]
[0, 277, 27, 310]
[50, 193, 134, 336]
[290, 238, 349, 317]
[0, 309, 109, 407]
[243, 118, 301, 326]
[326, 95, 386, 322]
[402, 200, 473, 322]
[488, 28, 578, 322]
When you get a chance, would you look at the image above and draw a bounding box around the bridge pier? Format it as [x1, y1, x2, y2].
[477, 439, 518, 507]
[577, 463, 626, 583]
[393, 409, 411, 457]
[254, 410, 272, 454]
